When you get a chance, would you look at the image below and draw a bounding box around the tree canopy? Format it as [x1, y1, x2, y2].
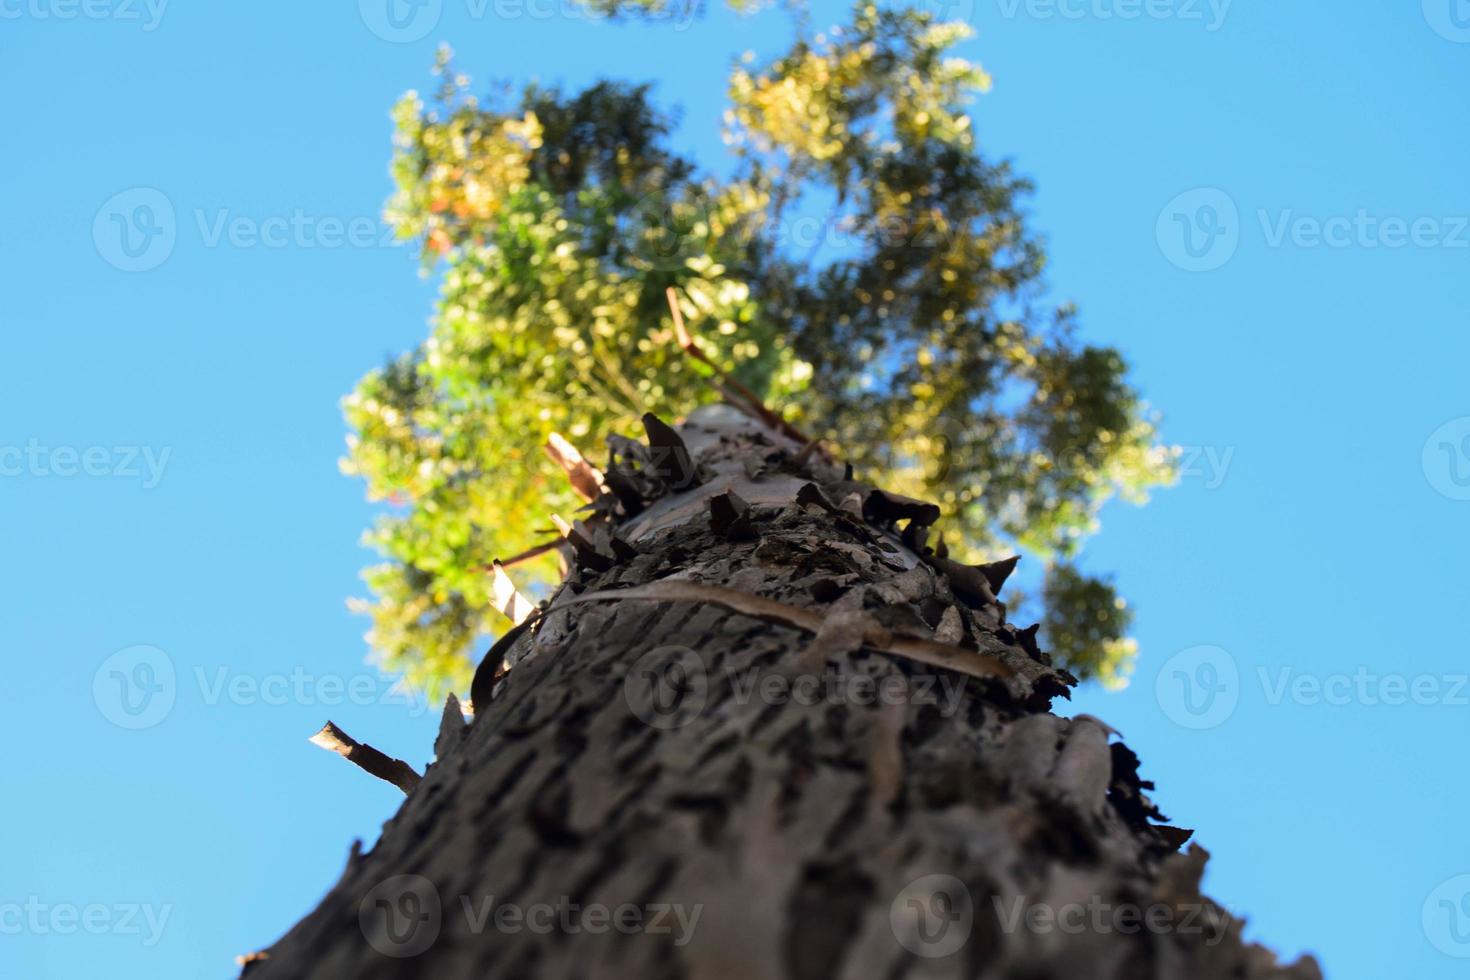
[342, 1, 1177, 698]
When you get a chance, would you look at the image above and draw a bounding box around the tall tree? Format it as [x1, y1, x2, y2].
[244, 407, 1316, 978]
[245, 4, 1317, 976]
[343, 3, 1174, 699]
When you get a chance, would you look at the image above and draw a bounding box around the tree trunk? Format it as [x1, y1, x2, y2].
[242, 406, 1320, 980]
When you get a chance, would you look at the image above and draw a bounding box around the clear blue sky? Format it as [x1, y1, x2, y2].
[2, 2, 1467, 977]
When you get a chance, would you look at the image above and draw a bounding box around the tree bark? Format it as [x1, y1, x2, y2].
[243, 406, 1321, 980]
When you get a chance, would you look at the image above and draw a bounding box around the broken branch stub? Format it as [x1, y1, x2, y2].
[861, 489, 941, 529]
[641, 413, 702, 491]
[544, 433, 606, 502]
[708, 489, 757, 540]
[979, 555, 1021, 594]
[664, 287, 818, 449]
[491, 561, 536, 625]
[550, 514, 615, 572]
[308, 721, 421, 795]
[493, 538, 561, 569]
[922, 553, 997, 609]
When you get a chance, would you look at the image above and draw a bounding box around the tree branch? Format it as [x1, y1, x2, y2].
[308, 721, 421, 795]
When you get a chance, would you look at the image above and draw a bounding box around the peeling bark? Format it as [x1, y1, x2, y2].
[243, 405, 1320, 980]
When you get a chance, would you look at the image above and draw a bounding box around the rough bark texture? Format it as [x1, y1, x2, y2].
[243, 406, 1321, 980]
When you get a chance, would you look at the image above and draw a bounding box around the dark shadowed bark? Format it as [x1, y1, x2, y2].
[242, 405, 1320, 980]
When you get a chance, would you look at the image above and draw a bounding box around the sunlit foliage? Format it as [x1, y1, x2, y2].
[344, 4, 1176, 697]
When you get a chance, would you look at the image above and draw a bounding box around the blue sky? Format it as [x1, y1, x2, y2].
[2, 2, 1468, 977]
